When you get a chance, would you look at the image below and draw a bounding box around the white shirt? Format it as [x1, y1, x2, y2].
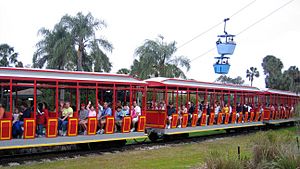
[134, 105, 141, 116]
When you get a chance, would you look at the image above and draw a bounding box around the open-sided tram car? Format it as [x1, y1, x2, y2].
[0, 68, 299, 150]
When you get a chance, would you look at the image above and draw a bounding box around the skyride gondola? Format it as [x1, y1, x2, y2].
[213, 18, 236, 74]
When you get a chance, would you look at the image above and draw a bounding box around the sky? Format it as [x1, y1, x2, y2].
[0, 0, 300, 89]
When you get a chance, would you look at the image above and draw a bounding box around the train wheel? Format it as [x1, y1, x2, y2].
[148, 132, 159, 142]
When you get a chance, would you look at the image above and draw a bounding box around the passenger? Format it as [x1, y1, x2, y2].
[260, 105, 264, 120]
[12, 108, 20, 124]
[19, 103, 32, 125]
[115, 106, 124, 132]
[98, 102, 112, 134]
[236, 103, 242, 122]
[159, 101, 166, 110]
[166, 102, 176, 129]
[188, 102, 195, 125]
[122, 104, 130, 116]
[97, 101, 104, 131]
[131, 101, 141, 132]
[198, 101, 204, 121]
[205, 102, 211, 125]
[179, 104, 187, 127]
[87, 101, 97, 117]
[214, 102, 220, 123]
[58, 101, 73, 136]
[36, 102, 46, 137]
[79, 103, 88, 135]
[130, 105, 137, 132]
[222, 103, 229, 123]
[236, 103, 242, 113]
[0, 103, 4, 119]
[12, 108, 22, 138]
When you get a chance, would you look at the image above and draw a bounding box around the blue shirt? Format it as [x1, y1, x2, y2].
[115, 110, 123, 121]
[102, 107, 112, 117]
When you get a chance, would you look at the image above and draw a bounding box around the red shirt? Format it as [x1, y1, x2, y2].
[36, 109, 49, 125]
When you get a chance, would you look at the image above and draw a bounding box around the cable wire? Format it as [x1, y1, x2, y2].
[190, 0, 296, 62]
[177, 0, 257, 49]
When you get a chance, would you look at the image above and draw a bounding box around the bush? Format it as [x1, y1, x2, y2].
[205, 150, 244, 169]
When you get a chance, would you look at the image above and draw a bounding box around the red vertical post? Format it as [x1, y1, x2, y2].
[76, 82, 79, 112]
[176, 87, 179, 111]
[143, 87, 146, 115]
[165, 86, 168, 108]
[56, 81, 59, 113]
[187, 88, 190, 107]
[195, 89, 199, 114]
[204, 89, 208, 103]
[9, 79, 13, 114]
[129, 85, 132, 112]
[96, 83, 98, 114]
[113, 84, 116, 115]
[34, 80, 37, 117]
[213, 90, 216, 110]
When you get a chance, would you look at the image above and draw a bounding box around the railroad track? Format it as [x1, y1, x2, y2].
[0, 129, 258, 167]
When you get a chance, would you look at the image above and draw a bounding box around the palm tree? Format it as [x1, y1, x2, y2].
[60, 12, 113, 72]
[246, 67, 260, 86]
[33, 24, 76, 70]
[0, 44, 23, 67]
[33, 12, 113, 72]
[133, 35, 190, 79]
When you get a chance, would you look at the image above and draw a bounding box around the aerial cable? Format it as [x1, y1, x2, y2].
[177, 0, 257, 49]
[190, 0, 296, 62]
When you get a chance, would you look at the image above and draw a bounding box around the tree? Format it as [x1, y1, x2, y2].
[216, 75, 245, 85]
[0, 44, 23, 67]
[33, 12, 113, 72]
[284, 66, 300, 93]
[33, 24, 76, 70]
[133, 35, 190, 79]
[61, 12, 113, 72]
[261, 55, 283, 89]
[117, 68, 130, 75]
[246, 67, 259, 86]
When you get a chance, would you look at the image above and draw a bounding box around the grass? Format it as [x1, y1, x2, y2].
[2, 127, 298, 169]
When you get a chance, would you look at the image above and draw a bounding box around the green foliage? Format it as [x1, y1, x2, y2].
[246, 66, 259, 86]
[132, 35, 190, 79]
[117, 68, 131, 75]
[216, 75, 245, 85]
[205, 150, 244, 169]
[262, 55, 300, 93]
[33, 12, 113, 72]
[0, 44, 23, 67]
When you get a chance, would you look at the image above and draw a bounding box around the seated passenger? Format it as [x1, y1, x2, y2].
[36, 102, 47, 137]
[198, 101, 204, 121]
[79, 103, 88, 135]
[87, 101, 97, 117]
[188, 102, 195, 125]
[122, 104, 130, 116]
[58, 101, 73, 136]
[131, 101, 141, 132]
[214, 102, 220, 123]
[98, 102, 112, 134]
[0, 103, 4, 120]
[115, 106, 124, 132]
[178, 105, 187, 128]
[12, 108, 22, 138]
[166, 102, 176, 129]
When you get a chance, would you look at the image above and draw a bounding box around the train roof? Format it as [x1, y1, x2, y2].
[0, 67, 146, 85]
[145, 77, 261, 92]
[264, 88, 299, 97]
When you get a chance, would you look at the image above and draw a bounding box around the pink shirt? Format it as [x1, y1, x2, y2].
[88, 110, 96, 117]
